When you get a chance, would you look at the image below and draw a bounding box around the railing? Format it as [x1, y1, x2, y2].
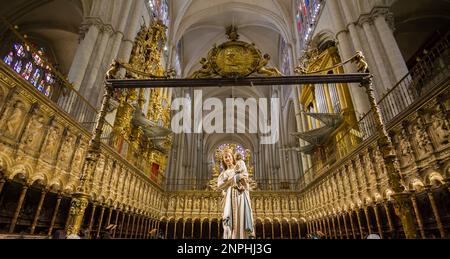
[164, 178, 301, 192]
[0, 19, 100, 133]
[0, 19, 137, 155]
[301, 32, 450, 187]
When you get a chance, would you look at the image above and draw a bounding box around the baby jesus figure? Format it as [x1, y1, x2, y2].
[234, 153, 249, 193]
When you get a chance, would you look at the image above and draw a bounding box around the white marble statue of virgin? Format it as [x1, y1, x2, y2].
[217, 149, 255, 239]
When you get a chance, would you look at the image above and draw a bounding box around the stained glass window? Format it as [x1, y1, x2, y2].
[148, 0, 169, 26]
[3, 51, 14, 65]
[280, 37, 291, 75]
[22, 62, 33, 80]
[173, 41, 182, 77]
[2, 42, 54, 97]
[296, 0, 323, 50]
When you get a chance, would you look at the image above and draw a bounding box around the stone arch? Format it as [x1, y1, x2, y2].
[30, 173, 48, 188]
[8, 163, 32, 182]
[310, 29, 337, 51]
[0, 153, 13, 177]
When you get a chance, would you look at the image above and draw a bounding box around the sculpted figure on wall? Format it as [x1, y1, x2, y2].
[430, 111, 449, 146]
[59, 134, 75, 164]
[3, 100, 26, 137]
[22, 114, 45, 150]
[43, 125, 60, 158]
[412, 117, 433, 157]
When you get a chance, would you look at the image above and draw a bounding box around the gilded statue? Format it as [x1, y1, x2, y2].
[353, 51, 369, 73]
[191, 26, 282, 79]
[106, 60, 120, 80]
[191, 58, 213, 79]
[256, 54, 283, 77]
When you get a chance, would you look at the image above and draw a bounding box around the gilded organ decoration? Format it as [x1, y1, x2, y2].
[191, 25, 282, 79]
[110, 19, 173, 185]
[296, 45, 359, 176]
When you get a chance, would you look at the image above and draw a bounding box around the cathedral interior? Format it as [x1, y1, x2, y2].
[0, 0, 449, 240]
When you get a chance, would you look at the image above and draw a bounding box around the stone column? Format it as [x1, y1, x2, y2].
[306, 221, 310, 235]
[348, 212, 357, 239]
[217, 220, 221, 239]
[360, 18, 392, 91]
[373, 9, 409, 82]
[262, 222, 266, 239]
[329, 0, 370, 116]
[143, 218, 149, 239]
[106, 207, 113, 228]
[355, 209, 364, 239]
[336, 215, 343, 239]
[9, 184, 29, 233]
[410, 193, 426, 239]
[326, 217, 332, 239]
[0, 178, 6, 196]
[30, 189, 48, 234]
[130, 214, 137, 238]
[427, 188, 446, 238]
[331, 216, 337, 239]
[271, 222, 275, 239]
[342, 213, 350, 239]
[182, 220, 186, 239]
[383, 201, 395, 234]
[113, 210, 120, 238]
[363, 207, 373, 235]
[84, 26, 112, 105]
[165, 221, 169, 239]
[134, 215, 140, 239]
[208, 221, 212, 240]
[96, 205, 106, 239]
[48, 193, 63, 236]
[119, 211, 126, 238]
[125, 213, 132, 238]
[68, 24, 100, 90]
[289, 222, 293, 239]
[174, 220, 178, 239]
[373, 204, 384, 239]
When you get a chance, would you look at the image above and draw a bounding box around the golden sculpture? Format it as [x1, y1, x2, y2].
[191, 26, 283, 78]
[352, 51, 369, 73]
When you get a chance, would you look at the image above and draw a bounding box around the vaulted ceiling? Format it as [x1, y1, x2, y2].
[169, 0, 297, 78]
[0, 0, 85, 74]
